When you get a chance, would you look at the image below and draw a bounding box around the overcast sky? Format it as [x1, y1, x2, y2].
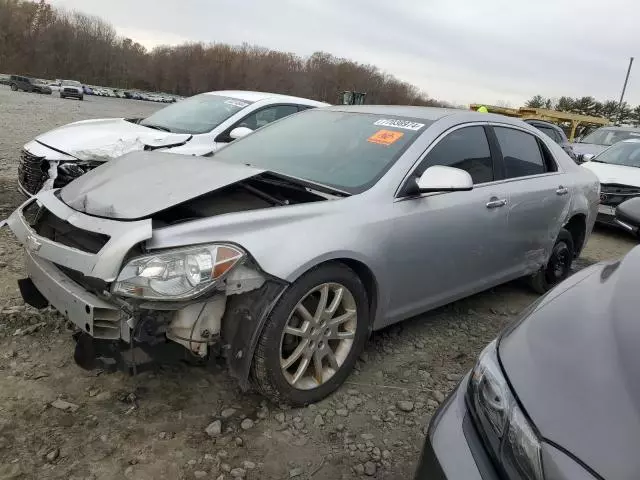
[48, 0, 639, 107]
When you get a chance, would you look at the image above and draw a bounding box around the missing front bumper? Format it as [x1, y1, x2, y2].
[24, 248, 125, 339]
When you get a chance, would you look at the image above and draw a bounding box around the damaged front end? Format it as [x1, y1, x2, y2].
[17, 143, 100, 196]
[18, 133, 192, 196]
[5, 190, 288, 384]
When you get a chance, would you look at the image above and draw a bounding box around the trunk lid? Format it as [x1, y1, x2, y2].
[60, 151, 264, 219]
[570, 142, 607, 157]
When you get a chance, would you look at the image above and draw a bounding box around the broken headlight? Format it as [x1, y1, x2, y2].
[112, 244, 245, 300]
[468, 340, 543, 480]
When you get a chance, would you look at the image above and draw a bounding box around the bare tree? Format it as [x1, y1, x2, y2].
[0, 0, 453, 107]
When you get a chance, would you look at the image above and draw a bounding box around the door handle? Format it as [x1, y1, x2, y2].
[556, 186, 569, 196]
[486, 198, 507, 209]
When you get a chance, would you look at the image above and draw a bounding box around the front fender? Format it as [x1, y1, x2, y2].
[222, 279, 288, 389]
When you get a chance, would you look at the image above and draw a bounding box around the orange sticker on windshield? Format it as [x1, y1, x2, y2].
[368, 129, 404, 146]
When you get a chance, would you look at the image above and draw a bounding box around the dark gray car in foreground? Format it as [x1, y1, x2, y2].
[417, 243, 640, 479]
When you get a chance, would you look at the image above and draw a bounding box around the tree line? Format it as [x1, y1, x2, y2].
[525, 94, 640, 126]
[0, 0, 448, 106]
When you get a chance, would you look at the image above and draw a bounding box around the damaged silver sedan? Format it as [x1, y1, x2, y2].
[3, 106, 599, 405]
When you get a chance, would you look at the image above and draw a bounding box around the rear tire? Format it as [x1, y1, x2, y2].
[529, 228, 574, 294]
[251, 263, 369, 406]
[10, 83, 17, 91]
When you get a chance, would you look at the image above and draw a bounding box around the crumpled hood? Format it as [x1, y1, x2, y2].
[35, 118, 192, 161]
[582, 161, 640, 188]
[570, 142, 607, 157]
[61, 151, 264, 219]
[499, 248, 640, 480]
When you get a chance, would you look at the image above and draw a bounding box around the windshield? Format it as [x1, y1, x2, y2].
[62, 80, 81, 86]
[594, 141, 640, 168]
[581, 128, 640, 146]
[214, 109, 430, 194]
[139, 94, 252, 134]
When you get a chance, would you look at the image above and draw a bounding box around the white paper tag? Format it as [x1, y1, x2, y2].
[374, 119, 425, 131]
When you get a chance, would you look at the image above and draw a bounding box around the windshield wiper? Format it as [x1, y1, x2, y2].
[141, 123, 172, 133]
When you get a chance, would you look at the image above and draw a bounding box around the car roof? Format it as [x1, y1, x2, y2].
[205, 90, 329, 107]
[323, 105, 535, 128]
[325, 104, 461, 120]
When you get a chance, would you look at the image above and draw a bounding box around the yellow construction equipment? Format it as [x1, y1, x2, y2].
[469, 104, 611, 141]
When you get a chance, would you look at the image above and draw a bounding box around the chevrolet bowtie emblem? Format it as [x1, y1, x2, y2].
[26, 234, 42, 252]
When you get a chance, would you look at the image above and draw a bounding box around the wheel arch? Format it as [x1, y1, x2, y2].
[284, 254, 380, 325]
[225, 255, 381, 390]
[564, 213, 587, 257]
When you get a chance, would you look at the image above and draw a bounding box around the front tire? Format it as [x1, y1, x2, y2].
[251, 263, 369, 405]
[529, 228, 574, 294]
[10, 84, 17, 91]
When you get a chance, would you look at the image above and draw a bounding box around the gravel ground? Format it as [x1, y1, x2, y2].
[0, 86, 637, 480]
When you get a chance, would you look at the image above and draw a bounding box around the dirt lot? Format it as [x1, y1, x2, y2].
[0, 86, 636, 480]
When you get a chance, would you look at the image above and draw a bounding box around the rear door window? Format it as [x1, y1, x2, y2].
[494, 127, 546, 178]
[240, 105, 299, 130]
[417, 126, 494, 184]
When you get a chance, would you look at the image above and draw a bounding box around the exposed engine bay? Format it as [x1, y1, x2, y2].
[153, 173, 334, 226]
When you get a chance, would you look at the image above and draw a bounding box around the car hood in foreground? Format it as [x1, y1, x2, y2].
[60, 151, 265, 220]
[582, 161, 640, 188]
[499, 248, 640, 480]
[34, 118, 192, 162]
[570, 143, 608, 157]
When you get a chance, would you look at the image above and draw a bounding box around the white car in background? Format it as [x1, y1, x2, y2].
[582, 139, 640, 226]
[17, 90, 328, 196]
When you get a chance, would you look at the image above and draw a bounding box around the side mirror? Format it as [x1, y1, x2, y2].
[415, 165, 473, 193]
[582, 153, 595, 162]
[229, 127, 253, 140]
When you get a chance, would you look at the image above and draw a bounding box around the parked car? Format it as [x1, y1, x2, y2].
[524, 119, 576, 161]
[3, 106, 599, 405]
[47, 82, 61, 92]
[417, 240, 640, 480]
[17, 90, 328, 195]
[614, 196, 640, 237]
[59, 80, 84, 100]
[9, 75, 51, 94]
[571, 125, 640, 162]
[581, 139, 640, 226]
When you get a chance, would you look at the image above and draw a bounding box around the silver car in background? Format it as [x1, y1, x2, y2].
[3, 106, 599, 405]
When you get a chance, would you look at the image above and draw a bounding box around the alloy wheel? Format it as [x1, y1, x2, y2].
[279, 282, 357, 390]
